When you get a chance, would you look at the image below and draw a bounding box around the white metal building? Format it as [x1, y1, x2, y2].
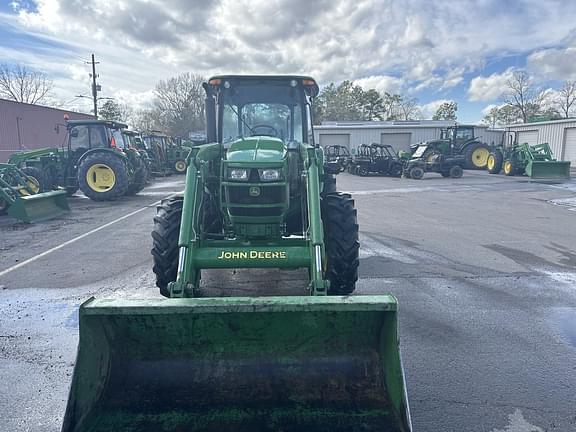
[505, 118, 576, 163]
[313, 120, 503, 154]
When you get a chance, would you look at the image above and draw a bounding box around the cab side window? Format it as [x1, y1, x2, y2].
[69, 126, 90, 151]
[89, 126, 108, 148]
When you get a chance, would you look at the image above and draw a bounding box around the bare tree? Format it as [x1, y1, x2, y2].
[556, 80, 576, 118]
[132, 108, 163, 133]
[0, 63, 53, 104]
[382, 92, 402, 120]
[398, 97, 421, 120]
[154, 72, 205, 136]
[502, 71, 545, 123]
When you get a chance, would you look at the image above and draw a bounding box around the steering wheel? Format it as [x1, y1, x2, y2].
[250, 124, 279, 137]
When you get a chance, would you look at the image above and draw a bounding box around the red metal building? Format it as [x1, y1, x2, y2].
[0, 98, 94, 162]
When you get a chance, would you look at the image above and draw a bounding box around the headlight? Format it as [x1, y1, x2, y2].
[258, 168, 281, 182]
[227, 168, 249, 181]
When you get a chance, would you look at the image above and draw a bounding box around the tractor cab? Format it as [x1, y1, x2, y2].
[204, 75, 320, 239]
[440, 125, 475, 146]
[67, 120, 128, 154]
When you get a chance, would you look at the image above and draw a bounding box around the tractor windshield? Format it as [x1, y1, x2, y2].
[220, 83, 306, 145]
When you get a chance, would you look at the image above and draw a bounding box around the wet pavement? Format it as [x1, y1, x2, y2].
[1, 171, 576, 431]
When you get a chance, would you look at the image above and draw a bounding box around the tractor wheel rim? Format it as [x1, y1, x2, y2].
[504, 161, 512, 174]
[18, 177, 40, 196]
[175, 160, 187, 172]
[487, 155, 494, 170]
[472, 148, 490, 167]
[86, 164, 116, 192]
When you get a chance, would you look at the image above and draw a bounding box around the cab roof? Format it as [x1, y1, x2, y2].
[207, 75, 319, 97]
[67, 119, 128, 129]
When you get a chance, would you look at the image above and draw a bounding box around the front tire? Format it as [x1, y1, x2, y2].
[322, 193, 359, 295]
[174, 159, 187, 174]
[503, 160, 515, 176]
[410, 166, 425, 180]
[78, 152, 129, 201]
[21, 166, 45, 193]
[449, 165, 463, 178]
[151, 197, 183, 297]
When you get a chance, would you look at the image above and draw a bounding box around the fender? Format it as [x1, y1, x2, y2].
[458, 139, 486, 152]
[76, 148, 129, 168]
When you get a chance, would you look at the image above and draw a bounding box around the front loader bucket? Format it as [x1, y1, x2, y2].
[526, 160, 571, 180]
[7, 189, 69, 223]
[62, 296, 411, 432]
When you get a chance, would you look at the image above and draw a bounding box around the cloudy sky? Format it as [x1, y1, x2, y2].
[1, 0, 576, 123]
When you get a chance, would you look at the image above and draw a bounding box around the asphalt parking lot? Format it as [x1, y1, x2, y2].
[1, 170, 575, 432]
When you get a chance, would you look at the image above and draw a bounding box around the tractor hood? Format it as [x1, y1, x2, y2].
[226, 137, 286, 163]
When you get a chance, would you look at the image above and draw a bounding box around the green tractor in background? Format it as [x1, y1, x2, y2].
[487, 134, 571, 180]
[9, 120, 147, 201]
[142, 133, 191, 175]
[122, 129, 152, 183]
[0, 163, 69, 223]
[415, 125, 491, 169]
[62, 75, 412, 432]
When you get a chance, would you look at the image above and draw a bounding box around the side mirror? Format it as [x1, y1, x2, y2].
[70, 129, 79, 138]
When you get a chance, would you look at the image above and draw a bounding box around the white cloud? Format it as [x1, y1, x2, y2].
[419, 99, 454, 119]
[481, 104, 499, 116]
[354, 75, 404, 94]
[467, 68, 516, 102]
[3, 0, 576, 110]
[527, 46, 576, 80]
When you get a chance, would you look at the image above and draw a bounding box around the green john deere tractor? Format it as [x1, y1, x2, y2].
[411, 125, 490, 169]
[0, 163, 69, 223]
[142, 133, 191, 175]
[487, 140, 571, 180]
[62, 75, 412, 432]
[9, 120, 147, 201]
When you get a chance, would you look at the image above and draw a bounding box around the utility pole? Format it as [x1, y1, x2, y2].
[87, 54, 100, 118]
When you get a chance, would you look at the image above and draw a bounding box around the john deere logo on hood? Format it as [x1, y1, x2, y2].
[249, 186, 261, 197]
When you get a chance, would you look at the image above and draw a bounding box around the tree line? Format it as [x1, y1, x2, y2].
[4, 61, 575, 136]
[482, 71, 576, 127]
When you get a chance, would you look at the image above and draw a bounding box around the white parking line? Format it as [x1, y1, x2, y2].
[0, 197, 170, 278]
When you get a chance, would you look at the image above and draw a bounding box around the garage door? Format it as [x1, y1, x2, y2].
[517, 130, 538, 145]
[380, 133, 411, 152]
[563, 128, 576, 163]
[319, 134, 350, 149]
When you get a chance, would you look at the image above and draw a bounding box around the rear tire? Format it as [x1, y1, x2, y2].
[126, 158, 147, 195]
[464, 143, 490, 169]
[78, 152, 129, 201]
[449, 165, 463, 178]
[358, 166, 369, 176]
[21, 166, 45, 193]
[410, 166, 425, 180]
[322, 193, 359, 295]
[152, 197, 183, 297]
[487, 152, 503, 174]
